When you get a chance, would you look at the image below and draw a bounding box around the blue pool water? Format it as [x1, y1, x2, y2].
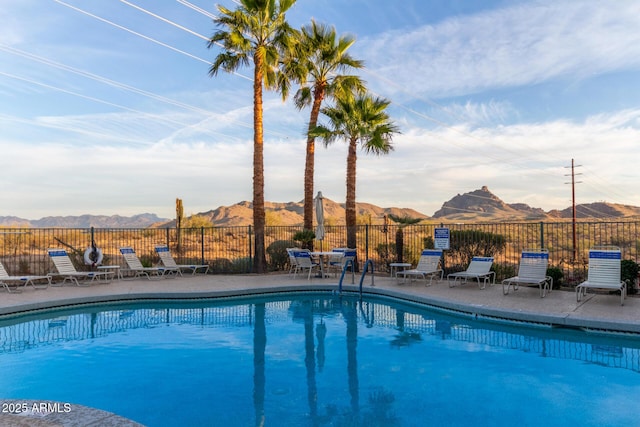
[1, 293, 640, 426]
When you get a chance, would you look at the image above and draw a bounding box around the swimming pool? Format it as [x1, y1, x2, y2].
[1, 292, 639, 426]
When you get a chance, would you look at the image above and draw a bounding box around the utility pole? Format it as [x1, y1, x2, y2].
[564, 159, 582, 262]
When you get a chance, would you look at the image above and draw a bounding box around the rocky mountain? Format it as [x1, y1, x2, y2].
[3, 188, 640, 228]
[0, 213, 169, 228]
[433, 186, 640, 221]
[432, 186, 548, 221]
[548, 202, 640, 219]
[161, 198, 430, 227]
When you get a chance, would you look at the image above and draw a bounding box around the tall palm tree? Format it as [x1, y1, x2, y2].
[311, 94, 400, 249]
[280, 20, 365, 235]
[207, 0, 297, 273]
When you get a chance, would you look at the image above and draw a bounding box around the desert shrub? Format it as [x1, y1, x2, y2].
[374, 243, 417, 271]
[422, 236, 435, 249]
[209, 258, 233, 274]
[491, 263, 516, 282]
[267, 240, 297, 272]
[546, 266, 564, 289]
[621, 259, 639, 295]
[138, 254, 155, 268]
[447, 230, 507, 267]
[101, 254, 112, 266]
[231, 257, 252, 273]
[17, 259, 30, 275]
[182, 215, 212, 233]
[375, 243, 396, 271]
[566, 269, 586, 287]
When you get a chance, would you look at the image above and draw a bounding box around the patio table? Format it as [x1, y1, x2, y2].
[310, 251, 337, 278]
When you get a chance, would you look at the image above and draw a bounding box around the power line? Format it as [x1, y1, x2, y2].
[176, 0, 218, 20]
[48, 0, 301, 140]
[53, 0, 214, 66]
[120, 0, 210, 42]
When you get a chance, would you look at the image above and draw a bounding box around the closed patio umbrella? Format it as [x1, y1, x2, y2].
[315, 191, 325, 247]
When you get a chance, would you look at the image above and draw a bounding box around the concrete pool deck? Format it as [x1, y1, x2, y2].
[1, 272, 639, 333]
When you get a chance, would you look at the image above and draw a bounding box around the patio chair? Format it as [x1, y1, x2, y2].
[397, 249, 443, 286]
[502, 249, 552, 297]
[447, 256, 495, 289]
[47, 249, 114, 286]
[286, 248, 302, 276]
[327, 248, 357, 277]
[154, 245, 209, 276]
[0, 261, 51, 293]
[576, 246, 626, 305]
[119, 247, 178, 279]
[293, 250, 320, 280]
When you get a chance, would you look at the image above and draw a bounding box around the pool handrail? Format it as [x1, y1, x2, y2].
[359, 259, 375, 296]
[338, 259, 356, 294]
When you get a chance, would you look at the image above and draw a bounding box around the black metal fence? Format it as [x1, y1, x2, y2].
[1, 221, 639, 285]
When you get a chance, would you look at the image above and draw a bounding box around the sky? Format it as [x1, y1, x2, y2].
[1, 0, 640, 220]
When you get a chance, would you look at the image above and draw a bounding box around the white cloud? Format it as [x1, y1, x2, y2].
[361, 0, 640, 98]
[380, 108, 640, 215]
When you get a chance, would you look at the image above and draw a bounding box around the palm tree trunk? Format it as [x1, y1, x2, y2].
[345, 137, 357, 250]
[303, 135, 316, 233]
[253, 303, 266, 425]
[252, 54, 267, 274]
[303, 86, 326, 235]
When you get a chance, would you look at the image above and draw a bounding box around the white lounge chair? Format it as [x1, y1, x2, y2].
[0, 261, 51, 293]
[447, 256, 495, 289]
[502, 249, 552, 297]
[286, 248, 304, 276]
[154, 245, 209, 276]
[576, 246, 626, 305]
[397, 249, 443, 286]
[119, 247, 178, 279]
[47, 249, 114, 286]
[293, 250, 320, 280]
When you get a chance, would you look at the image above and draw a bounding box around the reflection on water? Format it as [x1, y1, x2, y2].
[253, 303, 266, 427]
[1, 294, 640, 426]
[2, 298, 638, 373]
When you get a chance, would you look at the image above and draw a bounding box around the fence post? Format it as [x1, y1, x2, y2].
[165, 228, 170, 247]
[365, 224, 369, 262]
[248, 225, 253, 273]
[200, 227, 205, 265]
[540, 221, 544, 249]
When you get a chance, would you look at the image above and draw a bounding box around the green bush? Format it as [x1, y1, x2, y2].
[139, 254, 155, 268]
[293, 229, 315, 249]
[267, 240, 297, 272]
[546, 266, 564, 290]
[422, 237, 434, 249]
[621, 259, 639, 295]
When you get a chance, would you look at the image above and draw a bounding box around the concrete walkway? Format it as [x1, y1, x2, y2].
[2, 272, 639, 333]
